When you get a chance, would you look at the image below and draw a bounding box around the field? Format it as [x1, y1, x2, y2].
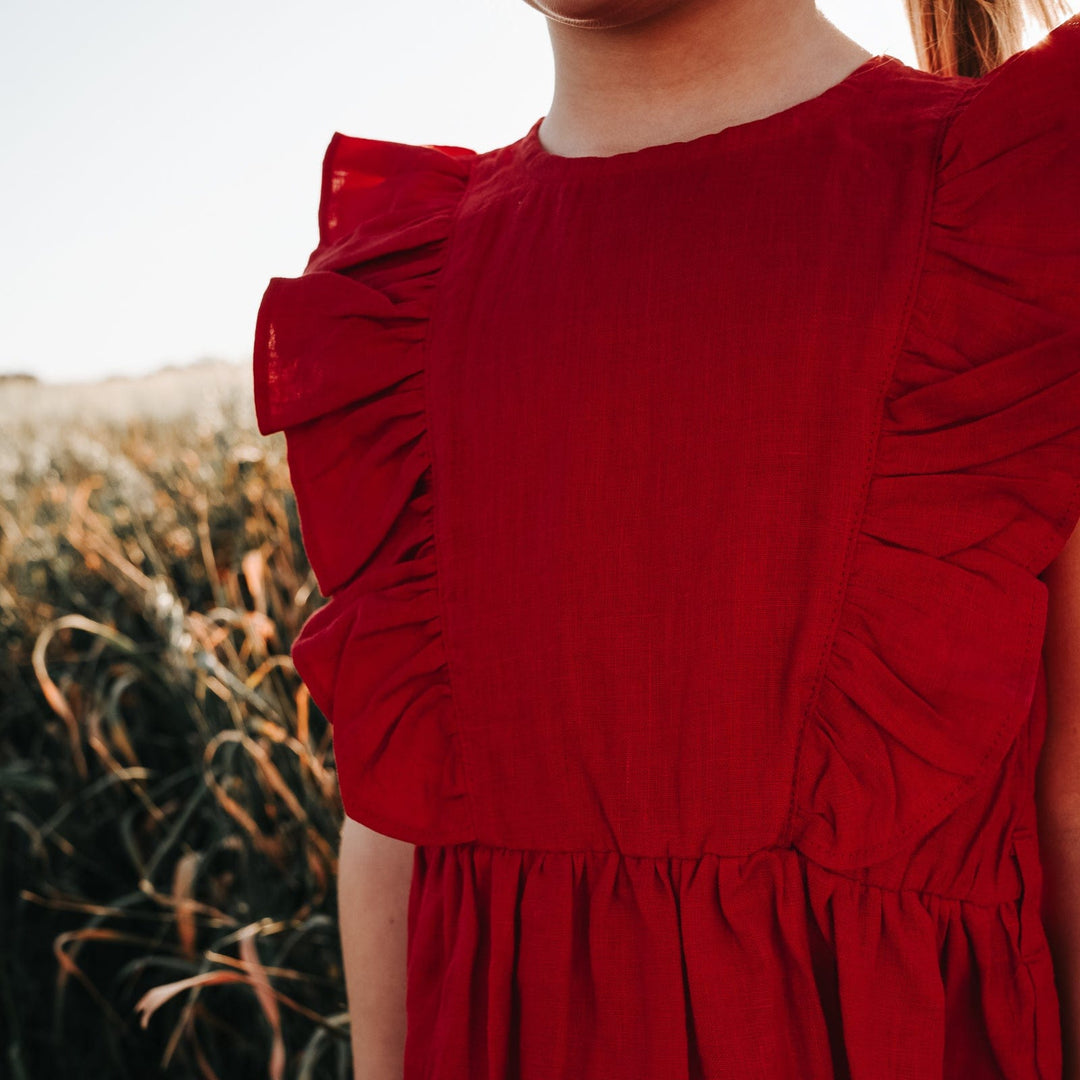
[1, 361, 351, 1079]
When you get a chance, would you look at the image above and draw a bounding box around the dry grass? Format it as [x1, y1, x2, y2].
[1, 361, 351, 1079]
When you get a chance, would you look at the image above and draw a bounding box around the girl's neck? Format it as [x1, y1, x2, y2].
[536, 0, 874, 159]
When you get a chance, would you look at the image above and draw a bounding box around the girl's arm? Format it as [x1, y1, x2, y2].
[337, 816, 415, 1080]
[1035, 522, 1080, 1078]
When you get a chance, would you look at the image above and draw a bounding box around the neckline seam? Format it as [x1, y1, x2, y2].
[515, 54, 899, 175]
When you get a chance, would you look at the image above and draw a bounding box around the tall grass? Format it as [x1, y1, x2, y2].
[1, 363, 351, 1079]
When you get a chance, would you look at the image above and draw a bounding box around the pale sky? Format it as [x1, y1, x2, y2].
[0, 0, 1044, 385]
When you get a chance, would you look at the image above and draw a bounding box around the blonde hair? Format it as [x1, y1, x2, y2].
[903, 0, 1076, 75]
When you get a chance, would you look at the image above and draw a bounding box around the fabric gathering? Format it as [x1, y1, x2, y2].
[253, 15, 1080, 1079]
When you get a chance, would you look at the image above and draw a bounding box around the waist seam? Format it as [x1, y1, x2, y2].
[418, 838, 1022, 908]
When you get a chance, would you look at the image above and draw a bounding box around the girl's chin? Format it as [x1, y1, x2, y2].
[520, 0, 689, 30]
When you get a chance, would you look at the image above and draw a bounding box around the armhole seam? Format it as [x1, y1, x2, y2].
[779, 83, 982, 861]
[418, 159, 483, 845]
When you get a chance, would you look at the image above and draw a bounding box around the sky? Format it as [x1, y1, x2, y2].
[0, 0, 1054, 385]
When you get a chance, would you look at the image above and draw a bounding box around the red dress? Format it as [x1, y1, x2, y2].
[253, 17, 1080, 1079]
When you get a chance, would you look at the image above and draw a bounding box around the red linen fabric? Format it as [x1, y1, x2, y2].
[253, 16, 1080, 1079]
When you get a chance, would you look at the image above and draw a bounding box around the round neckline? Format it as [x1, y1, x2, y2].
[515, 54, 901, 177]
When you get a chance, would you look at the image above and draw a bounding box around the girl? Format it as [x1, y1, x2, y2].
[253, 1, 1080, 1076]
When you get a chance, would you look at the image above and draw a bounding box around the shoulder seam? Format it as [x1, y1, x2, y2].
[931, 79, 988, 185]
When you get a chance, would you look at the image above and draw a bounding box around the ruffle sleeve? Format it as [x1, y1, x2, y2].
[791, 15, 1080, 870]
[252, 132, 478, 840]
